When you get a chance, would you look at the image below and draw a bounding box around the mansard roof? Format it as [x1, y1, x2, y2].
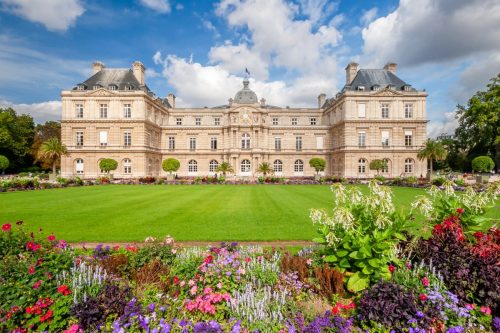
[75, 69, 148, 92]
[344, 69, 415, 92]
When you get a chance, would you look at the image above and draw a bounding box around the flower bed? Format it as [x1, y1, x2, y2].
[1, 182, 499, 332]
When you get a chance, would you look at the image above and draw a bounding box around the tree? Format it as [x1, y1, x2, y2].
[99, 159, 118, 174]
[369, 159, 387, 175]
[216, 162, 234, 176]
[36, 138, 68, 175]
[0, 155, 9, 174]
[455, 74, 500, 171]
[32, 121, 61, 170]
[417, 139, 448, 177]
[257, 162, 273, 176]
[0, 107, 35, 172]
[309, 158, 326, 175]
[471, 156, 495, 173]
[162, 158, 180, 175]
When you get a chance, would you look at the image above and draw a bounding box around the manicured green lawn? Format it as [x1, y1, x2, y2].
[1, 185, 498, 242]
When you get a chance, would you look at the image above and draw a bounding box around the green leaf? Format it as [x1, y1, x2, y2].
[323, 254, 337, 263]
[348, 251, 359, 259]
[368, 258, 380, 268]
[312, 237, 326, 244]
[339, 258, 351, 268]
[362, 266, 374, 275]
[347, 272, 370, 292]
[336, 250, 349, 257]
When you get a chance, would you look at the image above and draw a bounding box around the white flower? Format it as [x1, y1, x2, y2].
[411, 196, 433, 217]
[144, 236, 156, 243]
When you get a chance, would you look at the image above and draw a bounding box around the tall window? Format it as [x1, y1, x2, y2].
[214, 117, 220, 126]
[404, 104, 413, 118]
[310, 117, 317, 125]
[209, 160, 219, 173]
[75, 159, 84, 174]
[241, 133, 250, 149]
[176, 118, 182, 125]
[188, 160, 197, 173]
[381, 104, 389, 118]
[316, 136, 324, 150]
[382, 158, 389, 173]
[195, 117, 201, 126]
[241, 159, 251, 173]
[76, 131, 84, 146]
[99, 104, 108, 118]
[295, 136, 302, 151]
[381, 131, 389, 146]
[123, 159, 132, 174]
[405, 158, 414, 173]
[211, 137, 217, 150]
[274, 137, 281, 151]
[273, 160, 283, 173]
[405, 130, 413, 146]
[99, 131, 108, 146]
[294, 160, 304, 172]
[124, 132, 131, 146]
[75, 104, 83, 118]
[358, 131, 366, 147]
[272, 117, 279, 125]
[123, 104, 131, 118]
[291, 117, 298, 125]
[168, 136, 175, 150]
[358, 158, 367, 173]
[189, 137, 196, 150]
[358, 103, 366, 118]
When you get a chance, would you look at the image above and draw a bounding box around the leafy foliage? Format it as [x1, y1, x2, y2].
[471, 156, 495, 173]
[309, 158, 326, 174]
[0, 107, 35, 171]
[36, 137, 68, 175]
[369, 159, 387, 174]
[162, 158, 180, 174]
[31, 121, 61, 171]
[257, 162, 273, 176]
[98, 158, 118, 173]
[0, 155, 9, 172]
[417, 139, 448, 176]
[215, 161, 234, 176]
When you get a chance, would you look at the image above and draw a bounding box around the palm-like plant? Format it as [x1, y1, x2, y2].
[216, 161, 234, 176]
[257, 162, 273, 176]
[36, 138, 68, 175]
[417, 139, 448, 178]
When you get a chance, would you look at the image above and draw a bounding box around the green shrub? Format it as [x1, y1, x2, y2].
[431, 176, 446, 186]
[471, 156, 495, 173]
[162, 158, 180, 174]
[0, 155, 9, 172]
[99, 159, 118, 174]
[309, 158, 326, 174]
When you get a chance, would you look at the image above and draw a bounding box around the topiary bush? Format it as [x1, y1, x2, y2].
[162, 158, 180, 175]
[472, 156, 495, 173]
[99, 159, 118, 174]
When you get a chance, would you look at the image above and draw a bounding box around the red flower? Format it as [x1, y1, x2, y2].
[113, 245, 120, 251]
[125, 245, 138, 252]
[245, 257, 251, 263]
[29, 266, 35, 275]
[33, 280, 42, 289]
[480, 306, 491, 315]
[173, 276, 179, 284]
[422, 276, 429, 287]
[331, 305, 340, 315]
[40, 309, 53, 322]
[388, 264, 395, 273]
[47, 234, 56, 241]
[2, 223, 11, 232]
[419, 294, 427, 302]
[57, 285, 71, 296]
[204, 255, 213, 264]
[456, 207, 464, 214]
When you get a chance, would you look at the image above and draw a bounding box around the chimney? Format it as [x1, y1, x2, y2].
[318, 93, 326, 108]
[132, 61, 145, 85]
[345, 62, 359, 85]
[167, 93, 176, 108]
[92, 61, 104, 74]
[384, 62, 397, 74]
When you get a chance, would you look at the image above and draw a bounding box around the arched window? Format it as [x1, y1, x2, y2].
[123, 159, 132, 174]
[294, 160, 304, 172]
[273, 160, 283, 173]
[405, 158, 414, 173]
[241, 159, 251, 172]
[188, 160, 198, 173]
[75, 159, 84, 174]
[209, 160, 219, 173]
[358, 158, 367, 173]
[382, 158, 390, 173]
[241, 133, 250, 150]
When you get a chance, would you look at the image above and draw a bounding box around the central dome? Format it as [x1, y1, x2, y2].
[234, 78, 258, 104]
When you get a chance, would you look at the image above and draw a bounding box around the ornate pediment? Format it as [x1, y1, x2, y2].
[371, 88, 404, 97]
[85, 88, 118, 97]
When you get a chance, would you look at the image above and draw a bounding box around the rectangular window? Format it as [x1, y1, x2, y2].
[316, 136, 324, 150]
[310, 117, 317, 125]
[291, 117, 298, 126]
[405, 130, 413, 146]
[272, 117, 279, 125]
[381, 104, 389, 118]
[358, 131, 366, 147]
[99, 104, 108, 118]
[195, 117, 201, 126]
[176, 118, 182, 125]
[189, 137, 196, 150]
[405, 104, 413, 118]
[214, 117, 220, 126]
[211, 137, 217, 150]
[381, 131, 389, 146]
[274, 137, 281, 151]
[75, 104, 83, 118]
[76, 132, 83, 146]
[99, 131, 108, 146]
[124, 132, 131, 146]
[168, 136, 175, 150]
[358, 103, 366, 118]
[296, 136, 302, 151]
[123, 104, 131, 118]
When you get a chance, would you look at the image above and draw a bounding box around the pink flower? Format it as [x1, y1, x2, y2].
[180, 280, 185, 287]
[203, 287, 212, 295]
[465, 304, 475, 310]
[405, 262, 412, 269]
[217, 282, 223, 289]
[422, 276, 429, 287]
[33, 280, 42, 289]
[388, 264, 395, 273]
[419, 294, 427, 302]
[480, 306, 491, 315]
[190, 285, 198, 295]
[2, 223, 11, 232]
[29, 266, 35, 275]
[47, 234, 56, 241]
[188, 279, 195, 286]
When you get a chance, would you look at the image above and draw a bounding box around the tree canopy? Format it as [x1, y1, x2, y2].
[99, 159, 118, 174]
[162, 158, 180, 174]
[32, 121, 61, 170]
[257, 162, 273, 176]
[309, 158, 326, 174]
[417, 139, 448, 176]
[37, 138, 68, 175]
[369, 159, 387, 174]
[0, 108, 35, 171]
[0, 155, 9, 173]
[216, 162, 234, 176]
[471, 156, 495, 173]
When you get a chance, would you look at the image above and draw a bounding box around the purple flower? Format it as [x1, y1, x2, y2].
[148, 303, 155, 313]
[445, 326, 464, 333]
[493, 317, 500, 332]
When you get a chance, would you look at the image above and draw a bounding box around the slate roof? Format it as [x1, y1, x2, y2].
[344, 69, 415, 91]
[234, 78, 258, 104]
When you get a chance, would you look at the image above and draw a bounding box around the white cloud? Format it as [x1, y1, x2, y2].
[139, 0, 171, 13]
[201, 19, 220, 38]
[0, 99, 61, 123]
[428, 111, 459, 138]
[297, 0, 338, 25]
[360, 7, 377, 25]
[0, 0, 85, 32]
[361, 0, 500, 67]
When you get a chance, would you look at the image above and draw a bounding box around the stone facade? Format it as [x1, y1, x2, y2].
[60, 61, 427, 179]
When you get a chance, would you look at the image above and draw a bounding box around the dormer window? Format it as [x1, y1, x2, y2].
[357, 86, 365, 91]
[125, 85, 134, 91]
[108, 84, 117, 91]
[371, 85, 380, 91]
[402, 85, 412, 91]
[93, 84, 102, 90]
[387, 84, 395, 90]
[76, 85, 86, 91]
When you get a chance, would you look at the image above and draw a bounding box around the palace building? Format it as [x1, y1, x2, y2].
[60, 61, 428, 179]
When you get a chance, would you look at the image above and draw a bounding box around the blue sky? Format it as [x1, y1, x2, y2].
[0, 0, 499, 137]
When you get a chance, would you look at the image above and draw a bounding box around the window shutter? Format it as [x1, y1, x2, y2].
[99, 131, 108, 144]
[316, 136, 324, 149]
